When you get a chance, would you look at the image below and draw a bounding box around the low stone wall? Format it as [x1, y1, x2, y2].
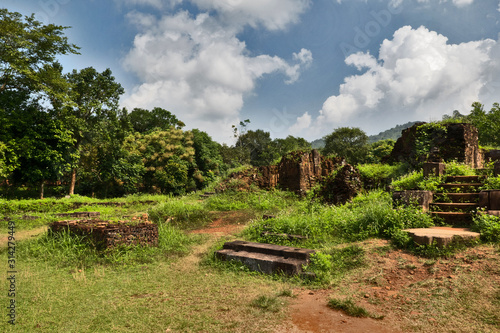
[50, 217, 158, 250]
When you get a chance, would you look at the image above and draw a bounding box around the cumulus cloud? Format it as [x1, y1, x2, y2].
[289, 111, 312, 135]
[122, 10, 312, 142]
[191, 0, 311, 31]
[293, 25, 500, 138]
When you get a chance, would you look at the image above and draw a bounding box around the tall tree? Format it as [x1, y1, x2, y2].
[62, 67, 124, 195]
[467, 102, 500, 147]
[323, 127, 369, 165]
[128, 107, 185, 133]
[0, 9, 79, 99]
[236, 129, 277, 166]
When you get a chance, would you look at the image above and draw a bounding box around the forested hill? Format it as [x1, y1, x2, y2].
[368, 121, 418, 143]
[367, 121, 420, 143]
[310, 121, 420, 149]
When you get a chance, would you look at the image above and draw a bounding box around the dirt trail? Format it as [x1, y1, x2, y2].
[0, 226, 47, 248]
[192, 213, 402, 333]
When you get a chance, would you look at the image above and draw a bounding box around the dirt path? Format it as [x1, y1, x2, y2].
[0, 226, 47, 248]
[192, 213, 403, 333]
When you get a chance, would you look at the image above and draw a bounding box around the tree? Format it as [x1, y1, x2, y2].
[123, 128, 196, 194]
[367, 139, 396, 163]
[191, 129, 224, 185]
[3, 101, 75, 199]
[0, 9, 79, 99]
[323, 127, 369, 165]
[127, 107, 185, 133]
[273, 136, 311, 157]
[61, 67, 125, 195]
[236, 129, 277, 166]
[467, 102, 500, 147]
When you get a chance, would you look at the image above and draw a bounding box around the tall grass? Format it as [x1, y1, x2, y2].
[13, 222, 199, 268]
[243, 191, 433, 247]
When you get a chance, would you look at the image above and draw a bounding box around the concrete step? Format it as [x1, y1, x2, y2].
[402, 227, 480, 248]
[431, 211, 474, 225]
[434, 193, 480, 203]
[429, 202, 478, 212]
[445, 175, 482, 183]
[215, 240, 315, 275]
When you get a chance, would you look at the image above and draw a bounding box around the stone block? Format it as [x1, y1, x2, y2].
[423, 162, 446, 178]
[393, 190, 433, 211]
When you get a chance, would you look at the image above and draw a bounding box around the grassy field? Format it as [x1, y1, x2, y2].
[1, 186, 499, 332]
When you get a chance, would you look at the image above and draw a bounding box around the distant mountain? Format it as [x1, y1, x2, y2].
[368, 121, 420, 143]
[308, 121, 420, 149]
[310, 138, 325, 149]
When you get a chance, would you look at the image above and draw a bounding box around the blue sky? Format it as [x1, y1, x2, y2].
[3, 0, 500, 144]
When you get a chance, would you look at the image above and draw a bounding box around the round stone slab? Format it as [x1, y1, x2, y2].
[402, 227, 480, 247]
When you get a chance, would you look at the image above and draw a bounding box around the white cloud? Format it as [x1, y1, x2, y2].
[294, 25, 500, 138]
[191, 0, 311, 31]
[122, 10, 312, 143]
[289, 111, 312, 135]
[452, 0, 474, 7]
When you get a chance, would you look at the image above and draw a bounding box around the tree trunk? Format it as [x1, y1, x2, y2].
[39, 180, 45, 200]
[69, 168, 76, 195]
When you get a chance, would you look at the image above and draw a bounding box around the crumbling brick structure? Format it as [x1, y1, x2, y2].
[50, 215, 158, 250]
[217, 150, 343, 195]
[388, 123, 483, 168]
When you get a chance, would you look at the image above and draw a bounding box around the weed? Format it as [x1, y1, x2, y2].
[327, 298, 383, 319]
[251, 295, 283, 312]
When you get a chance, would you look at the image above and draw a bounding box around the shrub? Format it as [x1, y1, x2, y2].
[472, 214, 500, 243]
[358, 163, 408, 189]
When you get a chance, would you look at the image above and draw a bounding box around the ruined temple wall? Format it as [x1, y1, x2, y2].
[389, 123, 483, 168]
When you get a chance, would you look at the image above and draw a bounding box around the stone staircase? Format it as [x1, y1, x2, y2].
[215, 240, 315, 275]
[404, 175, 483, 247]
[430, 175, 484, 226]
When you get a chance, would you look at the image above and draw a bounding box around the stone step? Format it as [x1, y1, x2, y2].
[434, 193, 480, 203]
[402, 227, 480, 248]
[221, 240, 315, 260]
[215, 240, 315, 275]
[429, 202, 478, 212]
[431, 211, 474, 225]
[439, 183, 483, 192]
[445, 175, 482, 183]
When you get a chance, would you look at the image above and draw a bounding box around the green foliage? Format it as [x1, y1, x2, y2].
[445, 161, 477, 176]
[358, 163, 408, 189]
[415, 122, 447, 163]
[148, 198, 211, 230]
[467, 102, 500, 147]
[124, 128, 196, 194]
[0, 9, 79, 99]
[304, 246, 365, 284]
[391, 170, 442, 191]
[367, 139, 396, 163]
[323, 127, 369, 165]
[235, 129, 277, 167]
[191, 129, 224, 185]
[480, 176, 500, 190]
[244, 191, 433, 246]
[472, 214, 500, 243]
[16, 222, 198, 268]
[127, 107, 184, 133]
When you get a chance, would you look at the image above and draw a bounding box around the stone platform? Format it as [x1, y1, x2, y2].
[402, 227, 480, 247]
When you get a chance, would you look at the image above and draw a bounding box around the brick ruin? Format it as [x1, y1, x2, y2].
[50, 214, 158, 250]
[217, 150, 344, 195]
[388, 123, 483, 168]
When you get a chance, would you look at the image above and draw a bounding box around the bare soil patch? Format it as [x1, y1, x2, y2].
[0, 225, 47, 247]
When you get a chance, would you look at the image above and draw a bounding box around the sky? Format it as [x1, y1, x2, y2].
[3, 0, 500, 144]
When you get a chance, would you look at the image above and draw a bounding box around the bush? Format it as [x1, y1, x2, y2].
[472, 214, 500, 243]
[358, 163, 408, 189]
[391, 170, 442, 192]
